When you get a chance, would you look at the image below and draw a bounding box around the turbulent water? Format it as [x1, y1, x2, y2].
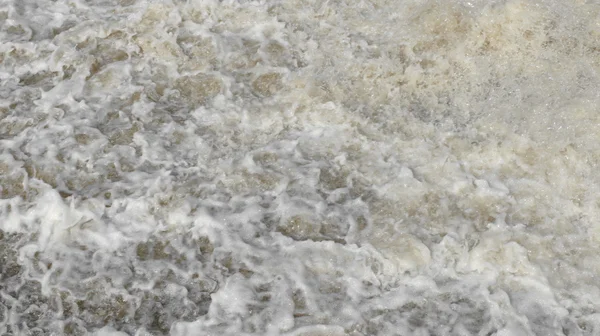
[1, 0, 600, 335]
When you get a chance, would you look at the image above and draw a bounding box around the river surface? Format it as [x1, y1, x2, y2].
[1, 0, 600, 335]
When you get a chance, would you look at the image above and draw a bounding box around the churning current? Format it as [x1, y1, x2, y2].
[1, 0, 600, 335]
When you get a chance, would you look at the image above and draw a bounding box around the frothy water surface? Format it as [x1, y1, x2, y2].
[1, 0, 600, 335]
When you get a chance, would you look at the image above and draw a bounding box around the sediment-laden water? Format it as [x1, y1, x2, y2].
[1, 0, 600, 335]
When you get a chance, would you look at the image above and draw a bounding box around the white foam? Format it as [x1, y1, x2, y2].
[2, 0, 600, 334]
